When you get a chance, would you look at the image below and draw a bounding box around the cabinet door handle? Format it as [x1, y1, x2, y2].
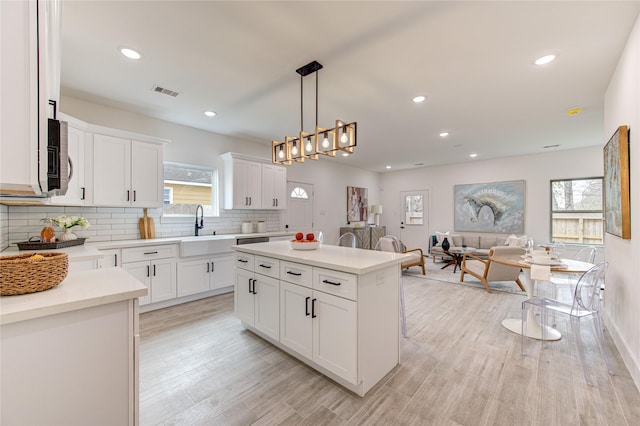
[276, 199, 278, 207]
[248, 278, 252, 294]
[249, 197, 252, 206]
[259, 264, 271, 269]
[207, 263, 210, 273]
[237, 259, 248, 263]
[305, 296, 310, 316]
[252, 279, 257, 294]
[127, 190, 130, 201]
[322, 279, 341, 286]
[133, 190, 137, 202]
[286, 271, 301, 276]
[211, 262, 215, 272]
[81, 187, 85, 200]
[153, 264, 156, 276]
[144, 251, 158, 255]
[114, 254, 118, 266]
[245, 197, 248, 206]
[311, 298, 317, 318]
[146, 265, 150, 277]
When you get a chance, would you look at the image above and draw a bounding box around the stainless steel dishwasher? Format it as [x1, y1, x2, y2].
[236, 236, 269, 245]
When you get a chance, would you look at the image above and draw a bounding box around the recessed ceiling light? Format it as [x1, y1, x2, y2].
[204, 111, 216, 117]
[412, 95, 426, 103]
[469, 153, 478, 158]
[386, 165, 391, 169]
[120, 47, 142, 60]
[535, 54, 556, 65]
[439, 132, 449, 137]
[565, 107, 582, 116]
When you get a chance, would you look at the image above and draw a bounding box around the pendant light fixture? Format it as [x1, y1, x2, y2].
[272, 60, 357, 165]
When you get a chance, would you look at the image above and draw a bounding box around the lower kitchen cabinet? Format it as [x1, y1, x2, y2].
[123, 258, 176, 305]
[122, 244, 177, 306]
[176, 254, 234, 297]
[235, 268, 280, 340]
[279, 272, 357, 383]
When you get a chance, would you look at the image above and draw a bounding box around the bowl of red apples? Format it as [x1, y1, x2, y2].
[290, 232, 320, 250]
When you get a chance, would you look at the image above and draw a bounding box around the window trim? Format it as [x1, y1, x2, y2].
[549, 176, 604, 246]
[160, 162, 219, 223]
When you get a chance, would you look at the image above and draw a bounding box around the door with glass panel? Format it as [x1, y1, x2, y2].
[285, 182, 314, 235]
[399, 190, 429, 254]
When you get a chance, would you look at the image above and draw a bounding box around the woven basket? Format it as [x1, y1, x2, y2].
[0, 252, 69, 296]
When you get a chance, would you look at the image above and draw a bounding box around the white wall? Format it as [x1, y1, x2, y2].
[378, 147, 603, 247]
[603, 14, 640, 390]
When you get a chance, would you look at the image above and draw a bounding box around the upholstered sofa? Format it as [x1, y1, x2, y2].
[429, 232, 528, 262]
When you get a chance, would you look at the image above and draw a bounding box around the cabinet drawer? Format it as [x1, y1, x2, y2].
[313, 268, 357, 301]
[280, 261, 313, 288]
[235, 253, 255, 271]
[121, 244, 177, 263]
[254, 256, 280, 279]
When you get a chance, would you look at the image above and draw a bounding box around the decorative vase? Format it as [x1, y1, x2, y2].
[58, 228, 78, 242]
[441, 237, 450, 251]
[40, 220, 56, 242]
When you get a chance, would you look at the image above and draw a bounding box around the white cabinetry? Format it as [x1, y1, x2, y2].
[221, 153, 286, 210]
[177, 254, 234, 297]
[234, 254, 280, 340]
[261, 164, 287, 209]
[122, 245, 177, 305]
[1, 298, 140, 425]
[279, 262, 357, 383]
[0, 0, 59, 195]
[90, 133, 163, 207]
[98, 248, 122, 268]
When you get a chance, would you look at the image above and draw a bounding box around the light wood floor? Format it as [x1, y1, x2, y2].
[139, 271, 640, 425]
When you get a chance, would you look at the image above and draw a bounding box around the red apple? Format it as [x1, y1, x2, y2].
[306, 233, 315, 241]
[295, 232, 304, 241]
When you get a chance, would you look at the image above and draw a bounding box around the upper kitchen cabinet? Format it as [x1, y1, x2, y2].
[221, 153, 286, 210]
[261, 164, 287, 210]
[86, 128, 167, 208]
[0, 0, 61, 196]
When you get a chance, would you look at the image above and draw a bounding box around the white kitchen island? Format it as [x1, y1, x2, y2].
[1, 268, 147, 426]
[232, 240, 409, 396]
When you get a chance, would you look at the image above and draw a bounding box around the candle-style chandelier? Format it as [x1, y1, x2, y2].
[272, 60, 357, 165]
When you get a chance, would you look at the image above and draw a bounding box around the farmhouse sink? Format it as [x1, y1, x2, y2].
[180, 235, 236, 257]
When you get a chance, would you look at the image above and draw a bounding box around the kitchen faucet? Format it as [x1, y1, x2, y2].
[195, 204, 204, 236]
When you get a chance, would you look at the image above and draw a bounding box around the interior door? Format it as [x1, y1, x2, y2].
[399, 190, 429, 253]
[285, 181, 314, 234]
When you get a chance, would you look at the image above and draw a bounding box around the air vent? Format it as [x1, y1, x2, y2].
[151, 85, 179, 97]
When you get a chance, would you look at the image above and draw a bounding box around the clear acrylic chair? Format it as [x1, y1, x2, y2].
[314, 231, 324, 244]
[574, 246, 597, 263]
[550, 245, 598, 297]
[521, 261, 614, 386]
[337, 232, 357, 248]
[374, 235, 408, 338]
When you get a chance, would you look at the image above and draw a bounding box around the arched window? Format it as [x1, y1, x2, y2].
[290, 187, 309, 199]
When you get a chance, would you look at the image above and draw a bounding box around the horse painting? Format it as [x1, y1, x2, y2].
[454, 181, 525, 233]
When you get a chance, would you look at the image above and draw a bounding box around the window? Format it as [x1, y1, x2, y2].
[550, 177, 603, 245]
[162, 162, 218, 217]
[290, 187, 309, 199]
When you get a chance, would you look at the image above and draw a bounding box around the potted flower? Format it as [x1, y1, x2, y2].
[43, 215, 91, 242]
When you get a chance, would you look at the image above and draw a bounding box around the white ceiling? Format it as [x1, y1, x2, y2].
[60, 1, 639, 172]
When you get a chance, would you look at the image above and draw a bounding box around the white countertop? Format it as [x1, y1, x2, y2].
[0, 268, 147, 325]
[2, 244, 105, 262]
[232, 240, 409, 275]
[86, 231, 293, 250]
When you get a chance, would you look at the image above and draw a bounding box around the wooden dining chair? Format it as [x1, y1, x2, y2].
[460, 246, 526, 293]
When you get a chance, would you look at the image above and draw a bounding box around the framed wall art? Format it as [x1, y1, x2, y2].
[454, 180, 525, 233]
[347, 186, 368, 222]
[603, 125, 630, 239]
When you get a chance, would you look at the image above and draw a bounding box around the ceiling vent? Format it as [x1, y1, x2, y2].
[151, 85, 179, 97]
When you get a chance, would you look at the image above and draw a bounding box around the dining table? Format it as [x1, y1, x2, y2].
[490, 254, 595, 340]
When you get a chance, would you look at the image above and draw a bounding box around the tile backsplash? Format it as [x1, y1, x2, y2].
[3, 205, 282, 248]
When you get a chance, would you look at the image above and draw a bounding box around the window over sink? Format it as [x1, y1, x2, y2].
[162, 162, 218, 218]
